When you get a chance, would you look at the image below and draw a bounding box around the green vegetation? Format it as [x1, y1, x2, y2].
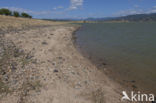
[0, 8, 12, 16]
[0, 8, 32, 18]
[21, 12, 32, 18]
[13, 11, 20, 17]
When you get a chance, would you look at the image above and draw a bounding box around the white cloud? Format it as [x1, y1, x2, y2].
[114, 9, 144, 16]
[114, 6, 156, 17]
[147, 7, 156, 13]
[53, 6, 64, 10]
[152, 6, 156, 9]
[0, 7, 51, 15]
[69, 0, 83, 10]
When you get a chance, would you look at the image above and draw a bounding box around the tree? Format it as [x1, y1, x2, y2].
[0, 10, 3, 15]
[0, 8, 12, 16]
[0, 8, 32, 18]
[13, 11, 20, 17]
[21, 12, 32, 18]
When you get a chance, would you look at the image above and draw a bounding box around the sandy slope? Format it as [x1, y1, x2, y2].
[0, 16, 127, 103]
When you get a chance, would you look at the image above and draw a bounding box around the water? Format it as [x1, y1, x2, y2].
[76, 22, 156, 94]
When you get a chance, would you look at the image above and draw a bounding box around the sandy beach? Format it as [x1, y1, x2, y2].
[0, 16, 126, 103]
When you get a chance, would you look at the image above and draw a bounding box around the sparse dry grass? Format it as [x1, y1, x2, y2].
[18, 80, 42, 103]
[0, 15, 68, 32]
[92, 89, 106, 103]
[0, 81, 10, 94]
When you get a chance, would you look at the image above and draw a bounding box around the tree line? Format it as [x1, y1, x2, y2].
[0, 8, 32, 18]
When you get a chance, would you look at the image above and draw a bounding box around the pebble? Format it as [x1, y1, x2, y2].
[11, 63, 17, 71]
[53, 69, 59, 73]
[131, 80, 136, 83]
[42, 41, 48, 45]
[52, 62, 56, 66]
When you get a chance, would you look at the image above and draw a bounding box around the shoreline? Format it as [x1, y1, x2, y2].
[74, 23, 156, 97]
[71, 25, 128, 102]
[73, 24, 143, 94]
[0, 16, 125, 102]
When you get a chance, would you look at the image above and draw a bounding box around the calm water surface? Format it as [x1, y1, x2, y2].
[76, 22, 156, 94]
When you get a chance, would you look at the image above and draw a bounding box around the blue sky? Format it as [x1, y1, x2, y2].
[0, 0, 156, 19]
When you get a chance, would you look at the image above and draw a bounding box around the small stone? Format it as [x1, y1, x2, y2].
[131, 80, 136, 83]
[58, 57, 63, 60]
[52, 62, 55, 66]
[26, 55, 33, 59]
[75, 82, 81, 89]
[42, 41, 48, 45]
[14, 49, 24, 57]
[53, 69, 58, 73]
[4, 76, 9, 81]
[102, 62, 107, 65]
[2, 71, 6, 75]
[11, 63, 17, 70]
[71, 72, 75, 75]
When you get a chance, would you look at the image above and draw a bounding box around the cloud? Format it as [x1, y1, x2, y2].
[69, 0, 83, 10]
[147, 7, 156, 13]
[134, 5, 139, 8]
[114, 9, 144, 16]
[0, 7, 51, 15]
[152, 6, 156, 9]
[53, 6, 64, 10]
[114, 6, 156, 17]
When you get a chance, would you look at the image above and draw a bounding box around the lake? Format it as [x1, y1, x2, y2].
[75, 22, 156, 95]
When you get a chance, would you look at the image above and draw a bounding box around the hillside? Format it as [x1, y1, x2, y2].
[86, 13, 156, 22]
[113, 13, 156, 21]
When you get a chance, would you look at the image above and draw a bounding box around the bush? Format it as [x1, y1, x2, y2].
[0, 10, 3, 15]
[0, 8, 32, 18]
[0, 8, 12, 16]
[13, 11, 20, 17]
[21, 12, 32, 18]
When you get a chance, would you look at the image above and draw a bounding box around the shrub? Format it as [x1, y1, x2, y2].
[0, 8, 32, 18]
[21, 12, 32, 18]
[0, 10, 3, 15]
[0, 8, 12, 16]
[13, 11, 20, 17]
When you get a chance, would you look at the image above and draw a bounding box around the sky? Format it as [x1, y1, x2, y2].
[0, 0, 156, 19]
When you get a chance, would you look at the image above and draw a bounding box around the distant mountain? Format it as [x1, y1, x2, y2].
[114, 13, 156, 21]
[42, 13, 156, 22]
[42, 18, 84, 21]
[85, 17, 114, 21]
[85, 13, 156, 21]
